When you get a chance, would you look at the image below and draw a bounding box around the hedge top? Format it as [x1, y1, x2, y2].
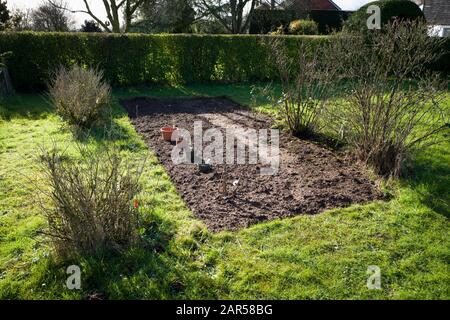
[0, 30, 447, 92]
[0, 32, 329, 91]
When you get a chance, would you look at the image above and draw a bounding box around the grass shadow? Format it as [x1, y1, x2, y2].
[0, 94, 53, 120]
[73, 120, 134, 142]
[26, 211, 217, 300]
[293, 130, 345, 151]
[71, 100, 145, 152]
[404, 140, 450, 218]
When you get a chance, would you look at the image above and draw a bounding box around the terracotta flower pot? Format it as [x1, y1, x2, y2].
[160, 126, 177, 141]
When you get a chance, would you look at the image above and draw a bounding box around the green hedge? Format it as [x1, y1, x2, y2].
[0, 32, 328, 91]
[0, 32, 447, 91]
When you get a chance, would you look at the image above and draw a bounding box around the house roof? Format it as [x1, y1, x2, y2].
[308, 0, 341, 10]
[281, 0, 341, 11]
[423, 0, 450, 25]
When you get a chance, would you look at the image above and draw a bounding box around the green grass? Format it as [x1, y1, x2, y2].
[0, 84, 448, 299]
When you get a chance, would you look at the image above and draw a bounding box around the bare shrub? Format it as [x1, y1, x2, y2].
[37, 143, 145, 258]
[267, 39, 338, 137]
[326, 20, 449, 177]
[48, 65, 111, 129]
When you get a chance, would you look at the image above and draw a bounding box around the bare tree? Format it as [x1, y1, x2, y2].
[196, 0, 257, 34]
[9, 8, 33, 31]
[136, 0, 196, 33]
[49, 0, 146, 33]
[0, 0, 10, 31]
[195, 0, 309, 34]
[32, 1, 74, 31]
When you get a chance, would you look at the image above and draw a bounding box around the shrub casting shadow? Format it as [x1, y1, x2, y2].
[0, 95, 54, 121]
[38, 213, 216, 299]
[406, 148, 450, 218]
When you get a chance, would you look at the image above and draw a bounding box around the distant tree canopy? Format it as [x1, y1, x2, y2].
[9, 8, 33, 31]
[0, 1, 34, 31]
[31, 1, 74, 32]
[344, 0, 425, 32]
[80, 20, 102, 32]
[49, 0, 146, 33]
[131, 0, 195, 33]
[195, 0, 258, 34]
[191, 18, 229, 34]
[0, 0, 10, 31]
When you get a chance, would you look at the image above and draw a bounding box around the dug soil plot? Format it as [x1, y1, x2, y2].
[121, 97, 381, 231]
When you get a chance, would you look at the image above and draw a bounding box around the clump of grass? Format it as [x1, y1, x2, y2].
[48, 65, 111, 129]
[36, 142, 145, 258]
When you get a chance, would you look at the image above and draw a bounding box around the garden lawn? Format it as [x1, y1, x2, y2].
[0, 84, 448, 299]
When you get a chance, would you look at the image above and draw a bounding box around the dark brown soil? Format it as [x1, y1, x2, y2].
[121, 97, 381, 232]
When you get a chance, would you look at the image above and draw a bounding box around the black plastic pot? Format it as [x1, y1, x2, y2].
[198, 163, 212, 173]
